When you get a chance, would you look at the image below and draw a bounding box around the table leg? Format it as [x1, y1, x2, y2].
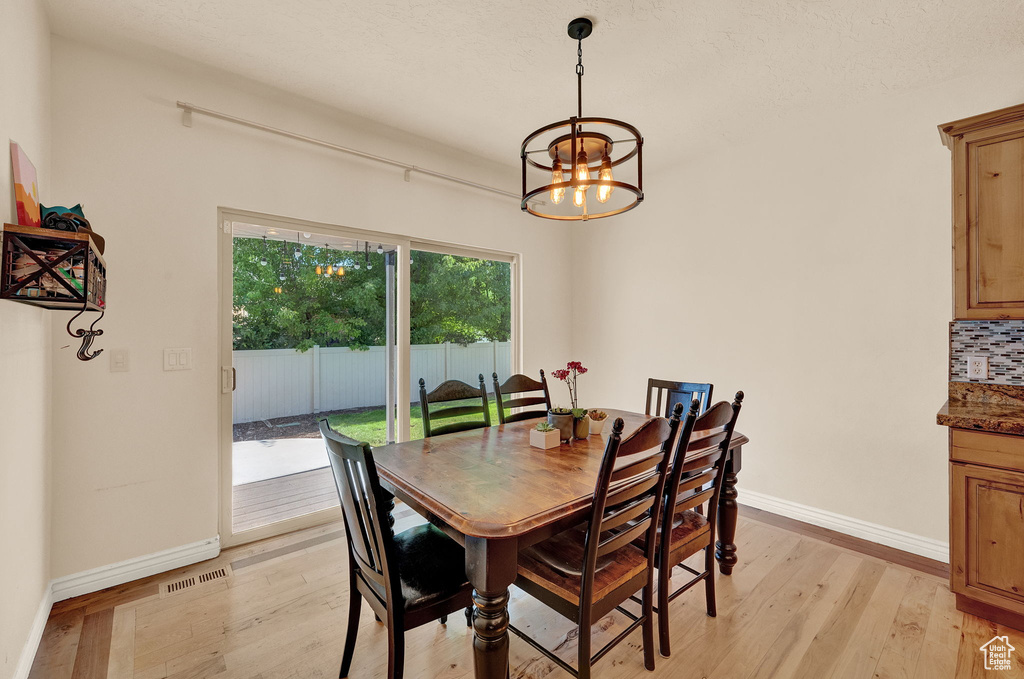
[715, 445, 742, 575]
[465, 537, 518, 679]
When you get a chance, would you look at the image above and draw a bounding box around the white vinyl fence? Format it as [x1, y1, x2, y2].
[232, 342, 512, 424]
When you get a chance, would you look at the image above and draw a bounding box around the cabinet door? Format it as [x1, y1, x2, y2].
[951, 463, 1024, 611]
[954, 122, 1024, 319]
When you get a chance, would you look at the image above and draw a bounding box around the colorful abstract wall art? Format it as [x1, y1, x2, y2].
[11, 141, 41, 227]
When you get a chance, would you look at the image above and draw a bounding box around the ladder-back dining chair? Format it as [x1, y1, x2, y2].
[418, 375, 491, 437]
[645, 378, 713, 418]
[510, 403, 684, 678]
[492, 370, 552, 424]
[652, 391, 743, 657]
[318, 421, 474, 679]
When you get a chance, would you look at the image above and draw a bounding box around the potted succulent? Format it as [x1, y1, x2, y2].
[530, 421, 561, 450]
[552, 361, 590, 440]
[547, 407, 574, 442]
[588, 410, 608, 435]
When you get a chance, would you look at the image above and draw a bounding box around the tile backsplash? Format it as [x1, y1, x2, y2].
[951, 321, 1024, 384]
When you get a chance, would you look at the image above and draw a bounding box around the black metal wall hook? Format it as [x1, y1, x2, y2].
[67, 304, 104, 361]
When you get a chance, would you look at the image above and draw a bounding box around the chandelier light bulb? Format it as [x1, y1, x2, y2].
[366, 263, 373, 270]
[260, 255, 267, 266]
[573, 149, 589, 208]
[597, 154, 614, 203]
[337, 266, 345, 277]
[316, 264, 322, 275]
[376, 244, 384, 254]
[550, 158, 565, 204]
[327, 264, 334, 276]
[279, 273, 286, 281]
[294, 248, 301, 259]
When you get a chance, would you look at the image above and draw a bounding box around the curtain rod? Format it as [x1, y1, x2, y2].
[176, 101, 522, 201]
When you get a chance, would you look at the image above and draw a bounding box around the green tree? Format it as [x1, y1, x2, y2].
[410, 252, 510, 344]
[232, 239, 511, 350]
[233, 238, 384, 351]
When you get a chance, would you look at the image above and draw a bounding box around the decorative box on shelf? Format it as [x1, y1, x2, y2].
[1, 223, 106, 311]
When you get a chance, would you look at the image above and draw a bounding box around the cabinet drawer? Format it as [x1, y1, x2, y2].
[951, 429, 1024, 471]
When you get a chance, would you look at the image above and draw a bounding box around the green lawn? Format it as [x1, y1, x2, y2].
[326, 399, 503, 447]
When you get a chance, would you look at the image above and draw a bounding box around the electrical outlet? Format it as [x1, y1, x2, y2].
[966, 355, 988, 380]
[163, 348, 193, 371]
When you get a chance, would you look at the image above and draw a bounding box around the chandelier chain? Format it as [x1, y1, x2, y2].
[576, 38, 584, 118]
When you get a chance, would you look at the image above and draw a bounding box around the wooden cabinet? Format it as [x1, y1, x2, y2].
[949, 429, 1024, 629]
[940, 103, 1024, 319]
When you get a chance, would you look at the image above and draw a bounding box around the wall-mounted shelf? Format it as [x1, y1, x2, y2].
[1, 223, 106, 311]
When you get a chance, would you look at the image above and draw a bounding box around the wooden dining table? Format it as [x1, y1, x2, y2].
[372, 408, 748, 679]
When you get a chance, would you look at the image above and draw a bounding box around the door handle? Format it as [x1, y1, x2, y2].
[232, 367, 236, 392]
[221, 366, 236, 394]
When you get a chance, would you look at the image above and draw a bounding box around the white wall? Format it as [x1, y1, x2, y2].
[0, 1, 52, 675]
[570, 64, 1024, 548]
[48, 39, 572, 578]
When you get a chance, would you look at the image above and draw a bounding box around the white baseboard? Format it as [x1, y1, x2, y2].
[14, 586, 54, 679]
[50, 536, 220, 602]
[740, 489, 950, 564]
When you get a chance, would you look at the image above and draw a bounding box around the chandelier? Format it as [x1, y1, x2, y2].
[521, 18, 643, 221]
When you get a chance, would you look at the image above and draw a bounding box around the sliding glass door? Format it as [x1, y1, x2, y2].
[219, 212, 518, 546]
[226, 222, 401, 538]
[408, 247, 513, 439]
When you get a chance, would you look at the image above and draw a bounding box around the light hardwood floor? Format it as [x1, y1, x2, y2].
[30, 505, 1024, 678]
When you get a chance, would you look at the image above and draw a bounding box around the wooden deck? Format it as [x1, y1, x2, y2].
[232, 466, 338, 533]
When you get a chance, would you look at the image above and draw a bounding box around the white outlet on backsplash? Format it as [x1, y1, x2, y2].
[966, 355, 989, 380]
[950, 321, 1024, 385]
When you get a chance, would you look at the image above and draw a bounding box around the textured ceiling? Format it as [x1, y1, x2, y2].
[43, 0, 1024, 166]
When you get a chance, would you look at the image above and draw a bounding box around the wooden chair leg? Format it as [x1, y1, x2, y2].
[387, 617, 405, 679]
[704, 546, 717, 617]
[658, 566, 671, 658]
[577, 620, 592, 679]
[642, 583, 656, 671]
[339, 587, 362, 678]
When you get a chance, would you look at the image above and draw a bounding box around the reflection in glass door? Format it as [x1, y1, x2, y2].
[409, 248, 513, 439]
[229, 222, 399, 535]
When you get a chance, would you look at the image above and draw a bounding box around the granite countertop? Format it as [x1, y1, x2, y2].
[937, 382, 1024, 435]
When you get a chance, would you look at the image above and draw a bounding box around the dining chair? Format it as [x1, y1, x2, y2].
[510, 403, 685, 678]
[652, 391, 743, 657]
[418, 374, 491, 437]
[492, 370, 552, 424]
[644, 378, 713, 418]
[318, 421, 475, 679]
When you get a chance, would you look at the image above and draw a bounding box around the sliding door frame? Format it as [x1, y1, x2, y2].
[217, 208, 520, 548]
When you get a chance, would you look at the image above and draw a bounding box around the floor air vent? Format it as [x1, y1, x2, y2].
[198, 568, 227, 584]
[163, 566, 230, 596]
[166, 576, 195, 594]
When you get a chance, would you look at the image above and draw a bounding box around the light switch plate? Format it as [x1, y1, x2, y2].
[966, 355, 988, 380]
[110, 348, 130, 372]
[163, 348, 193, 371]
